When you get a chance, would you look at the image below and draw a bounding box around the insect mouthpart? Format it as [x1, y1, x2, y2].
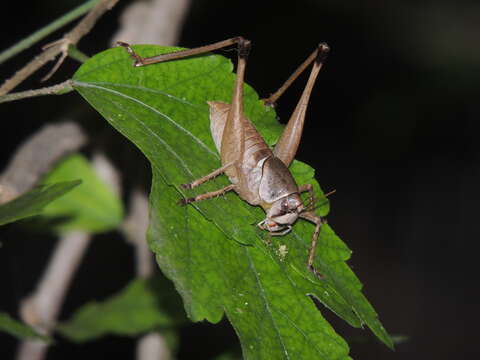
[274, 193, 303, 220]
[258, 193, 304, 236]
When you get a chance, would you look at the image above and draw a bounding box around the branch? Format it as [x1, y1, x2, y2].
[0, 80, 74, 104]
[0, 0, 119, 95]
[0, 0, 100, 65]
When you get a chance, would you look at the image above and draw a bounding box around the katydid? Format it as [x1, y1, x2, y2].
[118, 37, 330, 277]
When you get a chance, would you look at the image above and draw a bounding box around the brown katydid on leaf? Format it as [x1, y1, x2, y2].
[118, 37, 329, 277]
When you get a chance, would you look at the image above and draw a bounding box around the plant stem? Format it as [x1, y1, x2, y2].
[0, 0, 100, 65]
[0, 0, 119, 96]
[68, 45, 90, 63]
[0, 80, 74, 104]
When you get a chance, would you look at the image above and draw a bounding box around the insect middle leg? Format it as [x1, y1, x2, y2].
[181, 161, 235, 189]
[299, 211, 325, 278]
[179, 184, 235, 205]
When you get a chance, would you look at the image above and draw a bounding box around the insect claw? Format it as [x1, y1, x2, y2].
[262, 96, 277, 108]
[307, 264, 325, 280]
[178, 197, 193, 206]
[181, 183, 192, 189]
[116, 41, 144, 66]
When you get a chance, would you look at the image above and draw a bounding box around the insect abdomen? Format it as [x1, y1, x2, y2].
[208, 101, 271, 165]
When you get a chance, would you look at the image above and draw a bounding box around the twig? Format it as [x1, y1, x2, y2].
[0, 0, 100, 65]
[0, 80, 74, 104]
[0, 0, 119, 95]
[67, 45, 90, 63]
[0, 121, 87, 204]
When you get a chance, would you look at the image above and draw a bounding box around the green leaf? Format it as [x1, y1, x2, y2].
[0, 312, 51, 342]
[0, 180, 80, 226]
[40, 154, 123, 233]
[58, 276, 185, 342]
[72, 45, 393, 358]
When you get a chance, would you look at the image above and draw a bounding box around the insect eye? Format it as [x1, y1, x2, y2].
[286, 197, 300, 212]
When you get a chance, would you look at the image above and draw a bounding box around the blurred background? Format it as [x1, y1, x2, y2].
[0, 0, 478, 359]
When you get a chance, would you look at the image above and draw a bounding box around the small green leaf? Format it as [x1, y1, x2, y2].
[0, 180, 80, 226]
[58, 276, 185, 342]
[0, 312, 51, 342]
[73, 45, 393, 358]
[40, 154, 123, 233]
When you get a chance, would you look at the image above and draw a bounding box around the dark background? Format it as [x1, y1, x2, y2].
[1, 0, 479, 359]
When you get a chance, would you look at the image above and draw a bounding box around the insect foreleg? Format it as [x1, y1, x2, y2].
[270, 226, 292, 236]
[299, 211, 325, 278]
[181, 161, 235, 189]
[179, 184, 235, 206]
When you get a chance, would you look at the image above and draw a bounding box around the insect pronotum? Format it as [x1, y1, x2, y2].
[118, 37, 330, 278]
